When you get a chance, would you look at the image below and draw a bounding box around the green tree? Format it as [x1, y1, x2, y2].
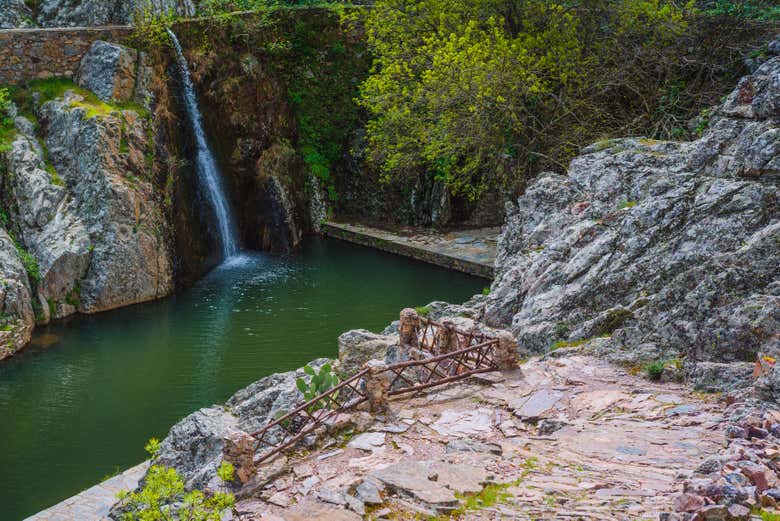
[355, 0, 695, 200]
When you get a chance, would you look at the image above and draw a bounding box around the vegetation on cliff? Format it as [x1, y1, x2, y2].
[352, 0, 778, 202]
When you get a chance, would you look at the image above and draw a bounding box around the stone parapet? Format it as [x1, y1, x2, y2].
[0, 26, 132, 85]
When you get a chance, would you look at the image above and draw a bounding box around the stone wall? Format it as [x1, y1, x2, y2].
[0, 26, 132, 85]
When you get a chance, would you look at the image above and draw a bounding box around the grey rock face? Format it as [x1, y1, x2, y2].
[0, 0, 33, 28]
[151, 360, 330, 491]
[1, 88, 173, 334]
[36, 0, 195, 27]
[77, 41, 140, 103]
[337, 329, 398, 376]
[0, 228, 34, 358]
[485, 56, 780, 373]
[38, 93, 174, 314]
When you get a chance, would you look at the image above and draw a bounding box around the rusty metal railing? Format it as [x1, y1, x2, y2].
[251, 316, 500, 464]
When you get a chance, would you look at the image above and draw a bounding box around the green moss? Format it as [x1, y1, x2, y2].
[10, 78, 148, 122]
[644, 360, 665, 381]
[45, 163, 64, 186]
[549, 338, 588, 351]
[618, 201, 637, 210]
[414, 305, 431, 317]
[554, 321, 570, 339]
[595, 308, 634, 335]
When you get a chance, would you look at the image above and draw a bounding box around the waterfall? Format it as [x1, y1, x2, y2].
[167, 29, 239, 259]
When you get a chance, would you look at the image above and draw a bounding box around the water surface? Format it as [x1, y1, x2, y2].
[0, 238, 484, 519]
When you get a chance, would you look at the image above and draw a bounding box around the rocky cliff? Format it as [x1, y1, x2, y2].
[0, 40, 175, 358]
[484, 44, 780, 392]
[0, 0, 195, 28]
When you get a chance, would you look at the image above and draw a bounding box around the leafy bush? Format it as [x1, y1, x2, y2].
[706, 0, 780, 20]
[296, 363, 340, 410]
[117, 465, 234, 521]
[0, 87, 15, 152]
[644, 360, 665, 381]
[353, 0, 762, 202]
[116, 439, 235, 521]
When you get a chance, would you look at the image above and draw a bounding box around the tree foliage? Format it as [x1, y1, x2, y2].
[355, 0, 704, 199]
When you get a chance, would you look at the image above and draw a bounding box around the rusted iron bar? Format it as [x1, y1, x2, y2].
[250, 367, 370, 438]
[249, 314, 505, 466]
[387, 366, 496, 395]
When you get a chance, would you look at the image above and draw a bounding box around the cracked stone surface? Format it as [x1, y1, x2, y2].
[231, 355, 735, 520]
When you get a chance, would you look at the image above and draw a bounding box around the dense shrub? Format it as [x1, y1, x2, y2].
[353, 0, 777, 202]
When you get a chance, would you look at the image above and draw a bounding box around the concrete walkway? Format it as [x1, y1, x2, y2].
[322, 221, 498, 279]
[24, 461, 149, 521]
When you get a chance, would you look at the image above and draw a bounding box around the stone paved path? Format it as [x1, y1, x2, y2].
[24, 460, 149, 521]
[321, 221, 498, 279]
[236, 355, 726, 520]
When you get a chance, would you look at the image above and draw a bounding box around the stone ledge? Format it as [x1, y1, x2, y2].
[321, 221, 496, 280]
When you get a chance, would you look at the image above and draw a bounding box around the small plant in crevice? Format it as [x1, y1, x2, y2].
[144, 437, 161, 457]
[644, 360, 666, 381]
[414, 305, 431, 317]
[296, 363, 340, 411]
[116, 438, 235, 521]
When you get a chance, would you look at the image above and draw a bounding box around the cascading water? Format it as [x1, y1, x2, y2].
[167, 29, 239, 259]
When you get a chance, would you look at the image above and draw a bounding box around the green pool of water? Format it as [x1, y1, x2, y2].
[0, 238, 484, 520]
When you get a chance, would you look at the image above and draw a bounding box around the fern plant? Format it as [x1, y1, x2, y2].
[296, 363, 340, 411]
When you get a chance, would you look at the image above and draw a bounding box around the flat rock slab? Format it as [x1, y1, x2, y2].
[280, 499, 361, 521]
[510, 389, 564, 419]
[430, 408, 493, 436]
[371, 460, 489, 509]
[24, 460, 149, 521]
[322, 222, 498, 279]
[348, 431, 386, 451]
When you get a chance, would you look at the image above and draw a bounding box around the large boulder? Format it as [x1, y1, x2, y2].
[485, 56, 780, 372]
[0, 228, 35, 359]
[337, 329, 398, 376]
[76, 41, 141, 103]
[149, 360, 331, 492]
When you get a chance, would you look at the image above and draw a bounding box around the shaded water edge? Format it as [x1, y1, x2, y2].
[0, 237, 484, 519]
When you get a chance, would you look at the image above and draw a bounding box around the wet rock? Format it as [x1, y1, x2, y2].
[337, 329, 398, 376]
